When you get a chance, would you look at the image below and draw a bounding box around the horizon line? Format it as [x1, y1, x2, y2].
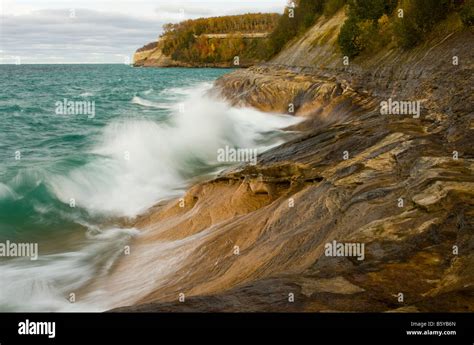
[0, 63, 132, 65]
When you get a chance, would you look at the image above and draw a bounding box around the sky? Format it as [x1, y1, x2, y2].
[0, 0, 287, 64]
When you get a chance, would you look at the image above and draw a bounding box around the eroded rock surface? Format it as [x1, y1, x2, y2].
[111, 18, 473, 312]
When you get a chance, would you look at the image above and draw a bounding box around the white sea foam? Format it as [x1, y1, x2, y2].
[0, 227, 138, 312]
[131, 96, 172, 109]
[48, 83, 301, 218]
[0, 182, 17, 200]
[86, 227, 213, 309]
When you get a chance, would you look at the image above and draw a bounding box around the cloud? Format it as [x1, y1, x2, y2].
[155, 1, 285, 19]
[0, 0, 287, 63]
[155, 4, 213, 18]
[1, 8, 163, 63]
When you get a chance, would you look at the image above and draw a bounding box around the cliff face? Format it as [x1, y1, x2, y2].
[133, 40, 182, 67]
[133, 36, 266, 68]
[111, 11, 473, 312]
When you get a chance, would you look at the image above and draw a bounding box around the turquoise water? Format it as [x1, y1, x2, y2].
[0, 64, 300, 311]
[0, 65, 231, 240]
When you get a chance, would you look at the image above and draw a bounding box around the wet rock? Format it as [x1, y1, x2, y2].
[109, 17, 473, 313]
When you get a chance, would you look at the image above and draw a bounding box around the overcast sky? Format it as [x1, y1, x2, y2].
[0, 0, 287, 64]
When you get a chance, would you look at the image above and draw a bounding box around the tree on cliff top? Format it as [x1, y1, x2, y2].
[160, 13, 279, 64]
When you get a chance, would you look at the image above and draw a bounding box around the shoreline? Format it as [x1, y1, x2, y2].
[133, 63, 252, 69]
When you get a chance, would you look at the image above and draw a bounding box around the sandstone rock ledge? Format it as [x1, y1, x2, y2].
[109, 25, 473, 312]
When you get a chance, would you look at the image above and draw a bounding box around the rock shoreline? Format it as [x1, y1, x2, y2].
[109, 22, 473, 312]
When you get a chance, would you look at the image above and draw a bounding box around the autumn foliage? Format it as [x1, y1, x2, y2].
[160, 13, 280, 64]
